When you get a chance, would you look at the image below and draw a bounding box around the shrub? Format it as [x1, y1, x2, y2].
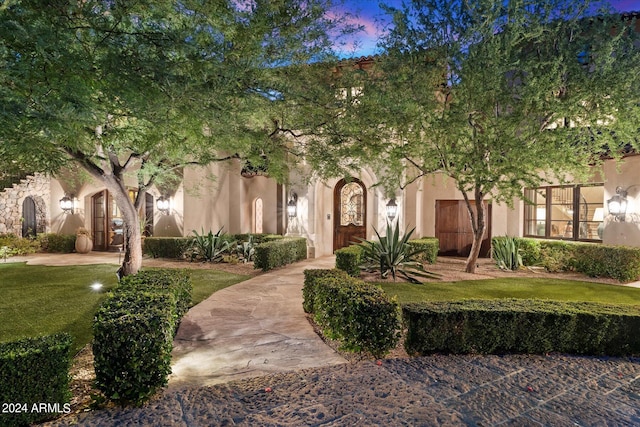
[357, 221, 440, 283]
[254, 237, 307, 271]
[407, 238, 439, 264]
[335, 245, 364, 276]
[0, 233, 41, 257]
[0, 334, 72, 426]
[403, 300, 640, 356]
[93, 292, 176, 405]
[491, 236, 523, 270]
[538, 240, 576, 272]
[116, 269, 193, 320]
[302, 269, 350, 313]
[313, 275, 401, 357]
[516, 238, 542, 266]
[93, 270, 192, 405]
[232, 233, 283, 244]
[143, 237, 192, 259]
[573, 245, 640, 282]
[516, 238, 640, 282]
[38, 233, 76, 253]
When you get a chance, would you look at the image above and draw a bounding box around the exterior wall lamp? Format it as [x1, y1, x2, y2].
[386, 198, 398, 221]
[607, 186, 628, 222]
[287, 192, 298, 218]
[59, 195, 74, 214]
[156, 196, 170, 215]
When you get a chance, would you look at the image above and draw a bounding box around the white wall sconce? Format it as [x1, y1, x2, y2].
[607, 186, 628, 222]
[156, 196, 170, 215]
[59, 195, 74, 214]
[386, 198, 398, 221]
[287, 191, 298, 218]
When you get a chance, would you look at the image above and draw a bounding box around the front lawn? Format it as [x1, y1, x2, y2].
[0, 263, 249, 353]
[380, 278, 640, 305]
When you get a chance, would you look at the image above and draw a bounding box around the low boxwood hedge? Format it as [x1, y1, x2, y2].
[403, 299, 640, 356]
[93, 269, 192, 405]
[302, 268, 350, 313]
[407, 238, 439, 264]
[335, 245, 364, 277]
[143, 237, 193, 259]
[39, 233, 76, 253]
[0, 334, 72, 426]
[305, 269, 400, 357]
[254, 237, 307, 271]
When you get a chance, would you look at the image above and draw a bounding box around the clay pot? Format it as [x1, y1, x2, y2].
[75, 234, 93, 254]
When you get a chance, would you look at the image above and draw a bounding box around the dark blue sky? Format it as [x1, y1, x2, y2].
[335, 0, 640, 57]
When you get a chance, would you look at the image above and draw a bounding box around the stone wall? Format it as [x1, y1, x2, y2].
[0, 173, 51, 236]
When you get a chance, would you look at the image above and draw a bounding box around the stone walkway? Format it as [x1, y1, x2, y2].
[169, 256, 347, 387]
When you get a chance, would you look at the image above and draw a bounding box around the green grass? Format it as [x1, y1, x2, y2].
[0, 263, 249, 354]
[380, 278, 640, 306]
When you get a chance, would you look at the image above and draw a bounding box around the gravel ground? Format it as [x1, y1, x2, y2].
[50, 353, 640, 426]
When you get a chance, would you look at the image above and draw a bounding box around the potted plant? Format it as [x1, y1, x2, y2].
[75, 227, 93, 254]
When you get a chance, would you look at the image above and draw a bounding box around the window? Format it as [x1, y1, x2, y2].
[524, 184, 604, 241]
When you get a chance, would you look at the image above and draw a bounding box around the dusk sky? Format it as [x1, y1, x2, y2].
[335, 0, 640, 57]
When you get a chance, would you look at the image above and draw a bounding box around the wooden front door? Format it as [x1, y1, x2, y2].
[333, 178, 367, 251]
[435, 200, 492, 257]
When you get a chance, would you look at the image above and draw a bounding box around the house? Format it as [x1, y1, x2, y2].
[2, 15, 639, 258]
[2, 141, 639, 258]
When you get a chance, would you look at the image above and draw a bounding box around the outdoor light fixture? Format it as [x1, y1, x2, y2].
[156, 196, 170, 215]
[386, 198, 398, 221]
[287, 191, 298, 218]
[607, 186, 628, 222]
[59, 195, 74, 214]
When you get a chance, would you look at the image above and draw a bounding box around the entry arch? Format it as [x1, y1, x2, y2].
[333, 178, 367, 251]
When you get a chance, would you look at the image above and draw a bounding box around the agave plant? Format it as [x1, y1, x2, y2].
[237, 234, 256, 263]
[492, 236, 523, 271]
[357, 220, 440, 283]
[190, 227, 233, 262]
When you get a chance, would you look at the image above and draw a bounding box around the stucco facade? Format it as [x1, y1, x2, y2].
[2, 155, 639, 256]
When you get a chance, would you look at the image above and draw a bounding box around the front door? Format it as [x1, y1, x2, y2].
[333, 178, 367, 251]
[435, 200, 492, 257]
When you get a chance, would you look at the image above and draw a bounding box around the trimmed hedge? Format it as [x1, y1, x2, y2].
[116, 269, 193, 320]
[254, 237, 307, 271]
[506, 237, 640, 282]
[403, 299, 640, 356]
[93, 269, 192, 405]
[143, 237, 192, 259]
[407, 238, 439, 264]
[305, 269, 401, 357]
[143, 234, 284, 259]
[335, 245, 364, 276]
[302, 268, 350, 313]
[573, 244, 640, 283]
[0, 334, 72, 426]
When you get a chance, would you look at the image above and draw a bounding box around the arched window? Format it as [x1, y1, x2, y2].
[254, 198, 263, 233]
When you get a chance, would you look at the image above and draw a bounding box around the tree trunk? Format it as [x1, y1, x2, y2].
[463, 186, 486, 274]
[103, 177, 143, 277]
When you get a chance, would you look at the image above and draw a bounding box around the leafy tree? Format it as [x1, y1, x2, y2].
[301, 0, 640, 272]
[0, 0, 348, 275]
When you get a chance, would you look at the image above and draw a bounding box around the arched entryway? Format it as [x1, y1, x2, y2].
[333, 178, 367, 251]
[21, 197, 37, 238]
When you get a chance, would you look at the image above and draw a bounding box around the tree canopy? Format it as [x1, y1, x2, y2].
[296, 0, 640, 272]
[0, 0, 350, 275]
